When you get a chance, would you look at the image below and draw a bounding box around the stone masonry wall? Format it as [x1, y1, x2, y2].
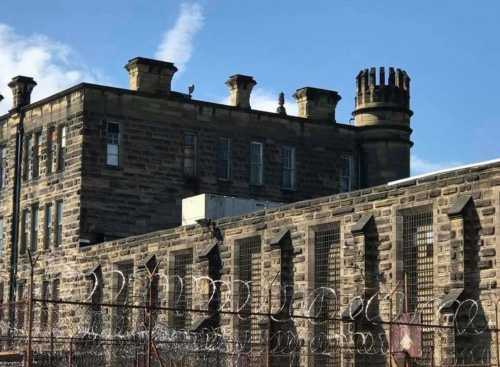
[9, 159, 497, 366]
[80, 85, 359, 240]
[0, 89, 84, 307]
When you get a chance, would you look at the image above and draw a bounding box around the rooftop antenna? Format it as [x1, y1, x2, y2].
[188, 84, 195, 99]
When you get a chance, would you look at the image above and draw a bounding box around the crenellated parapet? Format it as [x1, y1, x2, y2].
[354, 67, 411, 111]
[353, 67, 413, 186]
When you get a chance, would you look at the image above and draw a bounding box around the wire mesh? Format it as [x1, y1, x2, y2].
[402, 207, 434, 366]
[172, 252, 193, 330]
[313, 224, 341, 367]
[236, 235, 262, 365]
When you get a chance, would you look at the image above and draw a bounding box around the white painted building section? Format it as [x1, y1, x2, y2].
[182, 193, 283, 226]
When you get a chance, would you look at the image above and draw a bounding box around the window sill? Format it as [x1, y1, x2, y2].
[47, 170, 65, 177]
[23, 176, 42, 184]
[104, 165, 122, 171]
[281, 187, 296, 192]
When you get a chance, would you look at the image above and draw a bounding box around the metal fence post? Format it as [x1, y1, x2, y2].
[69, 338, 73, 367]
[26, 250, 39, 367]
[49, 330, 54, 367]
[389, 298, 393, 367]
[496, 303, 499, 367]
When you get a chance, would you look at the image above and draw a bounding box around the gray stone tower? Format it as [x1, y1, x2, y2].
[353, 67, 413, 186]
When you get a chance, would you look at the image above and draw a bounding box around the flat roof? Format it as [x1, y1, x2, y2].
[388, 157, 500, 186]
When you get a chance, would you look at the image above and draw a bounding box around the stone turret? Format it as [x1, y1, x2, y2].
[353, 67, 411, 127]
[353, 67, 413, 186]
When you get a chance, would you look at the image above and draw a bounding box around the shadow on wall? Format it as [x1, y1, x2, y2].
[454, 202, 491, 365]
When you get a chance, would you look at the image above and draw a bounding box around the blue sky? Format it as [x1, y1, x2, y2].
[0, 0, 498, 174]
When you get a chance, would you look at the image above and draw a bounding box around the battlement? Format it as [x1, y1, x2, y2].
[355, 67, 410, 109]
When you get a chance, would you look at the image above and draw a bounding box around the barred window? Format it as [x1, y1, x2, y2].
[57, 126, 66, 172]
[40, 280, 50, 329]
[340, 155, 353, 192]
[399, 207, 434, 365]
[313, 224, 341, 367]
[44, 204, 52, 249]
[106, 122, 120, 167]
[113, 262, 134, 334]
[30, 203, 39, 253]
[88, 268, 103, 334]
[146, 257, 160, 327]
[250, 141, 263, 185]
[216, 137, 231, 180]
[236, 236, 261, 354]
[171, 252, 193, 330]
[281, 145, 296, 190]
[51, 278, 60, 328]
[17, 282, 25, 330]
[183, 133, 197, 177]
[55, 200, 63, 247]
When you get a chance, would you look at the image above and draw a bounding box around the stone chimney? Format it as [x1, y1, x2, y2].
[8, 76, 37, 110]
[225, 74, 256, 109]
[293, 87, 341, 121]
[125, 57, 178, 94]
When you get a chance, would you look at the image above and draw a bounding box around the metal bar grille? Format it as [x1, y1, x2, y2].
[172, 252, 193, 330]
[314, 225, 341, 367]
[402, 207, 434, 365]
[237, 236, 262, 356]
[113, 263, 133, 334]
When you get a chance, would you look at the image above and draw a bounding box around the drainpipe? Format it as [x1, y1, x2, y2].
[8, 106, 24, 330]
[7, 75, 37, 330]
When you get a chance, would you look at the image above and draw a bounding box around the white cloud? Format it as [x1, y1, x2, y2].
[0, 24, 97, 114]
[155, 2, 204, 73]
[411, 154, 463, 176]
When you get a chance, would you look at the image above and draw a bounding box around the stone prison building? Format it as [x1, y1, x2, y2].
[0, 57, 497, 366]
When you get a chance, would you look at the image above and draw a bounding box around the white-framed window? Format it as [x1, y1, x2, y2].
[216, 137, 231, 180]
[47, 127, 54, 174]
[25, 135, 32, 180]
[183, 133, 197, 177]
[0, 146, 5, 189]
[0, 218, 4, 255]
[250, 141, 263, 185]
[57, 126, 66, 172]
[30, 203, 38, 253]
[20, 209, 29, 254]
[44, 204, 52, 249]
[106, 122, 120, 167]
[33, 132, 41, 178]
[281, 146, 296, 190]
[340, 155, 353, 193]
